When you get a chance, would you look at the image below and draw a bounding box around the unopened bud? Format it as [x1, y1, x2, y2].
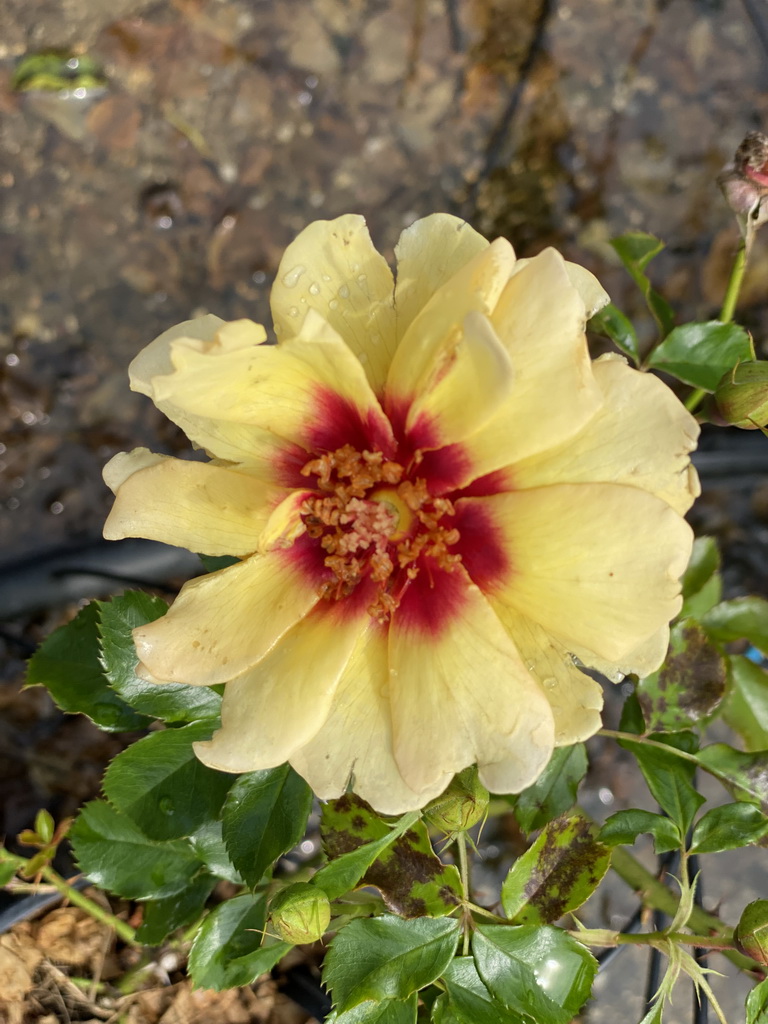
[714, 361, 768, 429]
[270, 883, 330, 945]
[424, 766, 489, 833]
[718, 131, 768, 250]
[735, 899, 768, 966]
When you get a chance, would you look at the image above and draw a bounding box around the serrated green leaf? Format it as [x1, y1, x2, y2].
[26, 602, 150, 732]
[501, 812, 610, 924]
[610, 232, 674, 337]
[321, 795, 461, 917]
[323, 915, 460, 1012]
[637, 622, 726, 732]
[513, 744, 587, 834]
[647, 321, 753, 390]
[103, 722, 233, 841]
[690, 801, 768, 853]
[188, 892, 290, 990]
[188, 820, 242, 883]
[702, 597, 768, 653]
[746, 976, 768, 1024]
[472, 924, 596, 1024]
[440, 957, 526, 1024]
[98, 592, 221, 722]
[618, 732, 705, 834]
[329, 994, 418, 1024]
[221, 765, 312, 889]
[599, 809, 681, 854]
[588, 302, 639, 363]
[696, 744, 768, 813]
[724, 656, 768, 751]
[136, 872, 216, 944]
[70, 800, 203, 899]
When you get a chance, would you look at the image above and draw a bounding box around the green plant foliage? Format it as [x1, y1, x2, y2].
[330, 995, 418, 1024]
[696, 744, 768, 812]
[680, 537, 722, 620]
[321, 795, 462, 917]
[99, 592, 222, 722]
[70, 800, 204, 900]
[646, 321, 753, 390]
[702, 597, 768, 654]
[220, 765, 313, 889]
[323, 916, 460, 1013]
[599, 809, 681, 854]
[588, 303, 640, 363]
[102, 721, 233, 842]
[187, 892, 291, 990]
[136, 873, 217, 944]
[636, 622, 726, 732]
[501, 812, 611, 925]
[690, 802, 768, 854]
[736, 900, 768, 968]
[435, 958, 525, 1024]
[188, 820, 242, 882]
[746, 976, 768, 1024]
[610, 232, 675, 337]
[724, 655, 768, 751]
[472, 924, 597, 1024]
[618, 732, 705, 834]
[26, 602, 150, 732]
[512, 744, 587, 834]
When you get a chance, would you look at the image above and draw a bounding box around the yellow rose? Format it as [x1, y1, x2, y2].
[103, 214, 699, 814]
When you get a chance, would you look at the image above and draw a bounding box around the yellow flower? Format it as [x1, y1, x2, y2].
[103, 214, 699, 814]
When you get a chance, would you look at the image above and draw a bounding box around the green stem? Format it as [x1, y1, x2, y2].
[456, 834, 471, 956]
[40, 867, 137, 946]
[685, 388, 707, 414]
[598, 729, 700, 767]
[720, 238, 748, 325]
[571, 927, 736, 952]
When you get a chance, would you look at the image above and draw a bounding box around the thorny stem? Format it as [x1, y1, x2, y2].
[570, 928, 737, 952]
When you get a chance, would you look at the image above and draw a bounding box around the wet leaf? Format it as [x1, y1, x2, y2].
[611, 232, 675, 337]
[472, 924, 597, 1024]
[136, 872, 216, 944]
[696, 744, 768, 813]
[188, 892, 290, 990]
[501, 812, 611, 924]
[323, 915, 460, 1012]
[588, 302, 639, 363]
[321, 795, 461, 917]
[702, 597, 768, 654]
[330, 994, 418, 1024]
[599, 809, 681, 854]
[637, 622, 726, 732]
[26, 602, 150, 732]
[513, 744, 587, 834]
[438, 957, 526, 1024]
[103, 721, 233, 842]
[724, 655, 768, 751]
[647, 321, 753, 390]
[618, 732, 705, 834]
[690, 802, 768, 853]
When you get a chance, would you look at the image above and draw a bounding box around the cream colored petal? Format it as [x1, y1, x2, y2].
[472, 483, 692, 663]
[563, 623, 671, 683]
[270, 215, 397, 396]
[133, 551, 321, 685]
[489, 601, 604, 746]
[404, 312, 515, 446]
[512, 357, 700, 515]
[386, 238, 516, 416]
[387, 572, 554, 796]
[512, 257, 610, 319]
[289, 622, 450, 815]
[258, 489, 313, 552]
[129, 314, 227, 395]
[193, 602, 364, 771]
[393, 214, 492, 340]
[457, 248, 603, 480]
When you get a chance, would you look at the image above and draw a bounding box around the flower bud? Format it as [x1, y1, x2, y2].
[735, 899, 768, 965]
[270, 883, 331, 945]
[718, 131, 768, 250]
[424, 766, 489, 833]
[714, 361, 768, 429]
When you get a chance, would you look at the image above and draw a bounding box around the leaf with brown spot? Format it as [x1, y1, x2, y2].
[500, 812, 611, 925]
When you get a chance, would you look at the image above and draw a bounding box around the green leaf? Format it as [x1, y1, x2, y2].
[702, 597, 768, 654]
[599, 809, 681, 854]
[501, 812, 611, 924]
[681, 537, 721, 610]
[647, 321, 754, 391]
[439, 957, 526, 1024]
[636, 622, 726, 732]
[320, 795, 461, 917]
[188, 820, 242, 883]
[724, 656, 768, 751]
[221, 765, 313, 889]
[26, 602, 150, 732]
[136, 872, 216, 944]
[330, 995, 418, 1024]
[472, 924, 597, 1024]
[746, 976, 768, 1024]
[102, 722, 233, 841]
[588, 303, 639, 363]
[618, 732, 705, 834]
[70, 800, 203, 899]
[323, 915, 460, 1013]
[611, 232, 675, 337]
[188, 892, 290, 990]
[696, 744, 768, 813]
[690, 801, 768, 853]
[513, 744, 587, 834]
[98, 592, 222, 722]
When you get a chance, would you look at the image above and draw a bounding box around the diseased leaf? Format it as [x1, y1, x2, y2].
[321, 795, 461, 917]
[702, 597, 768, 654]
[513, 744, 587, 834]
[611, 232, 675, 337]
[690, 802, 768, 854]
[696, 744, 768, 813]
[588, 303, 639, 363]
[221, 766, 313, 888]
[323, 915, 460, 1013]
[618, 732, 705, 834]
[26, 602, 150, 732]
[330, 995, 418, 1024]
[501, 812, 611, 924]
[472, 924, 597, 1024]
[647, 321, 753, 391]
[599, 809, 681, 854]
[136, 872, 216, 944]
[439, 957, 526, 1024]
[103, 721, 233, 841]
[313, 811, 420, 901]
[637, 622, 726, 732]
[724, 655, 768, 751]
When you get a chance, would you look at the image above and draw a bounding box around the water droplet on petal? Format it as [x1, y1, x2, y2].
[543, 677, 557, 689]
[282, 264, 306, 288]
[322, 273, 331, 281]
[370, 333, 381, 345]
[288, 306, 299, 317]
[309, 282, 320, 295]
[338, 284, 350, 299]
[357, 274, 367, 286]
[329, 299, 339, 310]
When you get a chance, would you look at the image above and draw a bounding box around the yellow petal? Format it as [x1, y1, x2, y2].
[511, 257, 610, 318]
[289, 622, 450, 814]
[193, 602, 364, 771]
[103, 450, 279, 555]
[470, 483, 692, 662]
[393, 214, 491, 339]
[270, 215, 397, 396]
[129, 314, 227, 395]
[133, 551, 321, 685]
[512, 356, 700, 514]
[387, 570, 554, 795]
[564, 624, 671, 683]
